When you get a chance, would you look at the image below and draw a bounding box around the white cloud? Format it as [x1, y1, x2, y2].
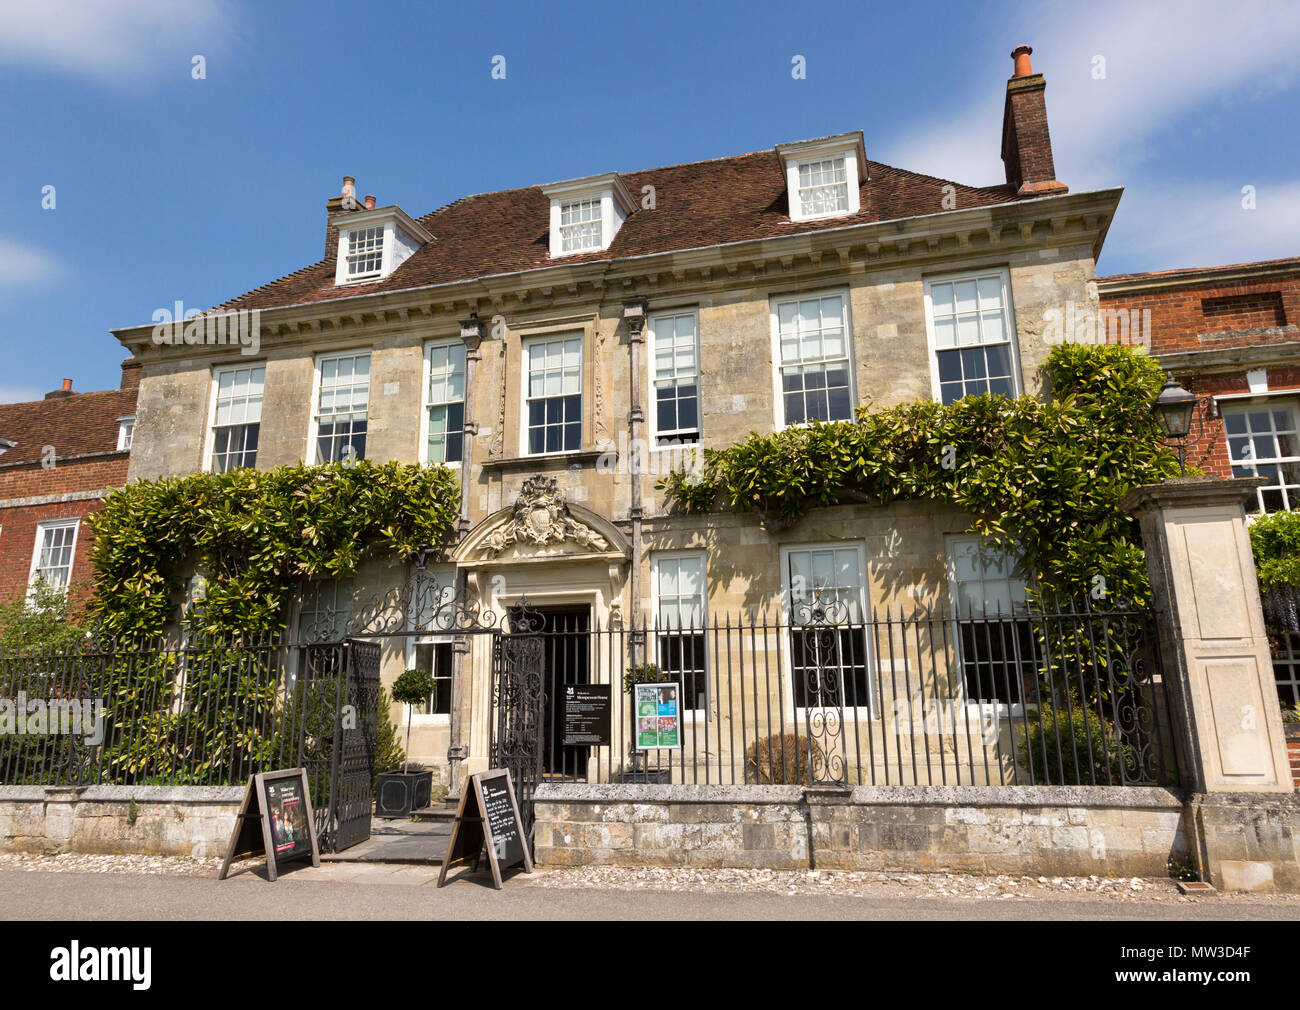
[1101, 179, 1300, 273]
[0, 385, 44, 406]
[0, 236, 60, 286]
[882, 0, 1300, 191]
[0, 0, 233, 83]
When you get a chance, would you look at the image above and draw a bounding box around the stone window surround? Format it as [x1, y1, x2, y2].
[646, 306, 701, 450]
[921, 265, 1023, 405]
[307, 348, 372, 465]
[506, 314, 598, 461]
[777, 540, 876, 716]
[202, 362, 265, 473]
[650, 549, 709, 713]
[420, 337, 467, 469]
[401, 564, 457, 726]
[768, 286, 857, 431]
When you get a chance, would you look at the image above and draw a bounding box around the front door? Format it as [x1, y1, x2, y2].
[536, 606, 590, 778]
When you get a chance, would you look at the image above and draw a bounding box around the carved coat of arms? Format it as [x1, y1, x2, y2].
[483, 475, 610, 557]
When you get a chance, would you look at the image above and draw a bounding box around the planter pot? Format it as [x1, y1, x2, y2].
[375, 771, 433, 818]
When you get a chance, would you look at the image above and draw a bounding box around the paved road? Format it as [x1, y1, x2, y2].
[2, 867, 1296, 920]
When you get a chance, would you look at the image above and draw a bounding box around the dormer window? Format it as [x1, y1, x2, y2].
[776, 133, 868, 223]
[333, 206, 434, 286]
[541, 173, 634, 258]
[560, 198, 603, 253]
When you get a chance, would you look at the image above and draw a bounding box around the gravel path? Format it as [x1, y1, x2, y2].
[4, 852, 1299, 906]
[0, 852, 244, 877]
[536, 865, 1300, 903]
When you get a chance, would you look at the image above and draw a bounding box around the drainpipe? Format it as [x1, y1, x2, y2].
[445, 314, 485, 800]
[623, 298, 648, 665]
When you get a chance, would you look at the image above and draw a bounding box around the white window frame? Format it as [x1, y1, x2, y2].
[650, 551, 709, 713]
[922, 268, 1022, 405]
[520, 333, 584, 457]
[420, 338, 467, 468]
[308, 349, 371, 465]
[647, 308, 702, 449]
[1222, 399, 1300, 513]
[778, 541, 875, 717]
[558, 197, 603, 253]
[402, 567, 458, 726]
[769, 289, 856, 430]
[944, 534, 1033, 716]
[343, 225, 385, 281]
[203, 363, 266, 473]
[116, 416, 135, 451]
[27, 518, 80, 594]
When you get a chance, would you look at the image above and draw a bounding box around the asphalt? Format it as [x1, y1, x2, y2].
[3, 867, 1297, 920]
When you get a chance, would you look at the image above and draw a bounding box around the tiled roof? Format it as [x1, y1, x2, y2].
[0, 388, 138, 468]
[217, 149, 1023, 312]
[1098, 255, 1300, 285]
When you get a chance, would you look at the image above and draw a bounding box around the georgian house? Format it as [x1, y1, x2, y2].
[110, 45, 1123, 787]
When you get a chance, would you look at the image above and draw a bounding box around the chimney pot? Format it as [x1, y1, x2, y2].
[364, 194, 376, 209]
[1011, 44, 1034, 78]
[61, 378, 72, 392]
[342, 176, 355, 199]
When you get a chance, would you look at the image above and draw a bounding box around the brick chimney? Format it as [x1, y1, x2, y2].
[120, 357, 142, 391]
[325, 175, 360, 261]
[1000, 45, 1068, 197]
[45, 378, 75, 400]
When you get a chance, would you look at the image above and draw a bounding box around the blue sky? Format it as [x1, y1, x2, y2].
[2, 0, 1297, 402]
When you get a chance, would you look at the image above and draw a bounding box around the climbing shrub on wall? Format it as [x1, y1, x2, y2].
[89, 460, 462, 640]
[660, 343, 1178, 604]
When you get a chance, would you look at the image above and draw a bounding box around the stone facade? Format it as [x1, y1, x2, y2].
[111, 198, 1119, 783]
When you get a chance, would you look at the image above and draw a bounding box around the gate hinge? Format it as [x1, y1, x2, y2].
[447, 745, 468, 762]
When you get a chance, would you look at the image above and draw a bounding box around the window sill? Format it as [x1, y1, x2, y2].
[481, 449, 603, 472]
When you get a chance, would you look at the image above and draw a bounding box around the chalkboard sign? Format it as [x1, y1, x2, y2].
[562, 683, 612, 746]
[437, 768, 534, 890]
[217, 768, 320, 882]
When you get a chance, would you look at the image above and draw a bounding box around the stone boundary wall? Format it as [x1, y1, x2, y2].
[533, 784, 1191, 879]
[0, 785, 244, 857]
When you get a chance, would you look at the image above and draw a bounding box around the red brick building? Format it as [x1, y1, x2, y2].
[1100, 256, 1300, 718]
[1098, 256, 1300, 512]
[0, 362, 139, 606]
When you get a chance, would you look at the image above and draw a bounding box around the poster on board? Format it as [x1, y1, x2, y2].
[217, 768, 320, 882]
[634, 681, 681, 750]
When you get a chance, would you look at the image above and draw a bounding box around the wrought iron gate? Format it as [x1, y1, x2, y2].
[489, 607, 546, 836]
[298, 639, 382, 853]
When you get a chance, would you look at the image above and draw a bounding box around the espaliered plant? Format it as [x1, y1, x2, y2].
[89, 460, 462, 640]
[660, 342, 1179, 604]
[21, 461, 459, 791]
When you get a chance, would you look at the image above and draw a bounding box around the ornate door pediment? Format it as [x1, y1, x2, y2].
[454, 475, 631, 565]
